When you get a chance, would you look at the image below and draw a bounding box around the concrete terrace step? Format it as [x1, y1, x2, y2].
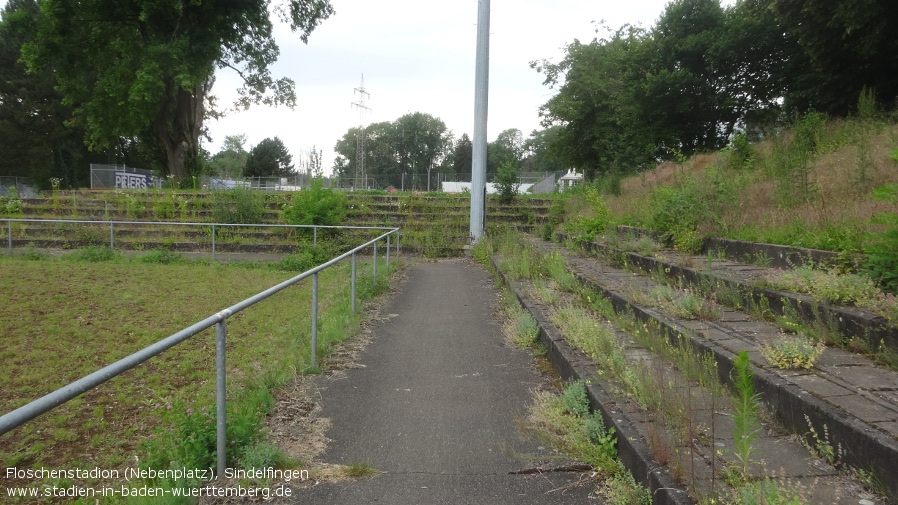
[527, 235, 897, 501]
[569, 231, 897, 355]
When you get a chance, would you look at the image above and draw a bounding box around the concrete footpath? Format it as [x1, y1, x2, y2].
[293, 258, 596, 504]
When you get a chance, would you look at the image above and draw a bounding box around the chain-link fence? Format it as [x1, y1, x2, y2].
[201, 175, 315, 191]
[90, 164, 162, 190]
[332, 171, 560, 193]
[0, 177, 38, 198]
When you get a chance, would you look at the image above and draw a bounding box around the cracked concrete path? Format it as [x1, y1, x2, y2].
[292, 258, 597, 504]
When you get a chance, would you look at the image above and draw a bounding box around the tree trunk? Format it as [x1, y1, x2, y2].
[156, 79, 207, 181]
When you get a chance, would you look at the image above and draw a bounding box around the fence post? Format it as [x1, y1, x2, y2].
[212, 224, 216, 260]
[396, 231, 400, 265]
[313, 227, 317, 246]
[311, 272, 319, 369]
[109, 222, 115, 250]
[386, 234, 391, 272]
[372, 242, 378, 286]
[216, 318, 227, 478]
[7, 221, 11, 253]
[351, 253, 357, 314]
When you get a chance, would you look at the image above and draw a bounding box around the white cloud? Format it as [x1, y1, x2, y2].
[0, 0, 706, 175]
[205, 0, 684, 175]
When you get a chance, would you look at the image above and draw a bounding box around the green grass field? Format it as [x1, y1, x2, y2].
[0, 252, 385, 499]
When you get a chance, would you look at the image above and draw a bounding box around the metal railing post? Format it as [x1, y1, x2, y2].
[386, 234, 391, 272]
[7, 221, 11, 253]
[313, 226, 317, 246]
[311, 273, 319, 369]
[373, 242, 378, 286]
[396, 231, 400, 265]
[212, 224, 216, 260]
[109, 222, 114, 250]
[216, 317, 228, 478]
[351, 253, 357, 314]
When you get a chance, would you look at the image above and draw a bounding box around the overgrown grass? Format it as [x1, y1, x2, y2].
[0, 250, 395, 501]
[551, 116, 898, 257]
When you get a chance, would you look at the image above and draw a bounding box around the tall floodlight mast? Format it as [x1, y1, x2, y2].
[351, 75, 371, 189]
[470, 0, 490, 242]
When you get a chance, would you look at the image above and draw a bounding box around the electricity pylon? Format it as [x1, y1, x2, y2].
[351, 75, 371, 189]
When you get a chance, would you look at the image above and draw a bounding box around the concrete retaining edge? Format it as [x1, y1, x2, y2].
[490, 255, 693, 505]
[616, 225, 847, 270]
[550, 240, 898, 501]
[576, 237, 896, 355]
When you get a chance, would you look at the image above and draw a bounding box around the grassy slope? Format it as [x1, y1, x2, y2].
[600, 119, 898, 253]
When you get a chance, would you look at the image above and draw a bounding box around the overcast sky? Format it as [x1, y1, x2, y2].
[208, 0, 684, 174]
[1, 0, 729, 174]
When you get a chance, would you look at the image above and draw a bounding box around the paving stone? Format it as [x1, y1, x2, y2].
[824, 394, 897, 424]
[826, 366, 898, 392]
[873, 421, 898, 439]
[790, 374, 854, 398]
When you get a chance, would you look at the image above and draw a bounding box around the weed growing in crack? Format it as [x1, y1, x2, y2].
[801, 415, 842, 466]
[732, 351, 761, 482]
[343, 462, 379, 478]
[759, 335, 826, 369]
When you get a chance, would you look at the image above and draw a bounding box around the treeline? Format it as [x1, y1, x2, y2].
[535, 0, 898, 179]
[332, 112, 567, 191]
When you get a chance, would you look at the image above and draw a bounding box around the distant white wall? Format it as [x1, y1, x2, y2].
[441, 181, 534, 194]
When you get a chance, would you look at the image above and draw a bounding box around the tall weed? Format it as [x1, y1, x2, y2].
[864, 184, 898, 294]
[211, 188, 265, 224]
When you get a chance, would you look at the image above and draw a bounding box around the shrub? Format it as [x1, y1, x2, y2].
[864, 184, 898, 294]
[64, 246, 119, 262]
[494, 160, 520, 204]
[647, 182, 708, 253]
[211, 188, 265, 224]
[759, 335, 826, 369]
[277, 244, 334, 272]
[564, 186, 612, 241]
[561, 380, 590, 418]
[722, 133, 754, 171]
[1, 187, 24, 216]
[283, 178, 347, 227]
[152, 192, 177, 220]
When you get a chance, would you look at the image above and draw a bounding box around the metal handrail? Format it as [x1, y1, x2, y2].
[0, 225, 400, 477]
[2, 218, 395, 255]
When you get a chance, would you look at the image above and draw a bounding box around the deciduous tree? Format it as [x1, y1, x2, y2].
[244, 137, 294, 177]
[23, 0, 334, 181]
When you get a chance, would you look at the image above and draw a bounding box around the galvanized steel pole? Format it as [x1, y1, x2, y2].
[109, 222, 115, 250]
[212, 224, 217, 260]
[351, 253, 357, 314]
[373, 242, 378, 284]
[386, 235, 391, 272]
[215, 318, 228, 477]
[311, 272, 319, 369]
[469, 0, 490, 243]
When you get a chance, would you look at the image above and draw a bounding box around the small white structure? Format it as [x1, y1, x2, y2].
[557, 169, 584, 192]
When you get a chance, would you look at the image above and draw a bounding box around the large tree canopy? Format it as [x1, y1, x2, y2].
[333, 112, 452, 190]
[23, 0, 334, 181]
[773, 0, 898, 115]
[244, 137, 294, 177]
[534, 0, 897, 179]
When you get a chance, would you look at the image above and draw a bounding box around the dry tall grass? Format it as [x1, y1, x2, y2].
[604, 120, 898, 250]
